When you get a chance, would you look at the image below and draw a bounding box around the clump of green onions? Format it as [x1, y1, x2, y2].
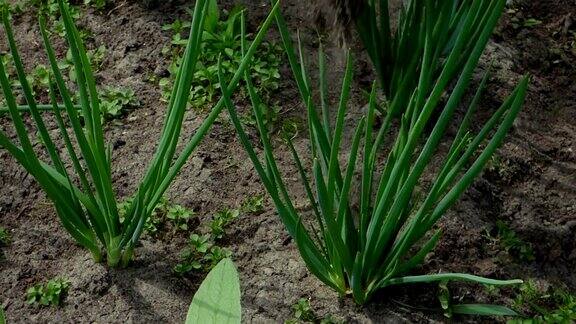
[0, 0, 279, 267]
[224, 0, 528, 308]
[356, 0, 512, 118]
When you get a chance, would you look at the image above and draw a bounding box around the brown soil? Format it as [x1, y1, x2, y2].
[0, 0, 575, 323]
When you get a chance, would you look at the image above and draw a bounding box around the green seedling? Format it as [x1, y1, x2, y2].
[241, 195, 264, 214]
[523, 18, 543, 28]
[26, 278, 70, 307]
[280, 117, 302, 140]
[285, 298, 340, 324]
[174, 233, 232, 274]
[0, 226, 9, 260]
[120, 197, 195, 235]
[176, 203, 240, 272]
[0, 54, 17, 108]
[83, 0, 107, 10]
[210, 208, 239, 239]
[162, 18, 191, 47]
[28, 64, 51, 92]
[99, 86, 139, 120]
[288, 299, 315, 323]
[58, 45, 106, 81]
[174, 234, 211, 273]
[160, 0, 282, 110]
[241, 102, 281, 132]
[510, 280, 576, 323]
[4, 1, 25, 14]
[204, 245, 232, 269]
[29, 0, 65, 17]
[0, 227, 9, 246]
[190, 233, 212, 253]
[117, 197, 163, 235]
[167, 205, 195, 231]
[0, 0, 279, 267]
[487, 220, 535, 262]
[30, 0, 85, 38]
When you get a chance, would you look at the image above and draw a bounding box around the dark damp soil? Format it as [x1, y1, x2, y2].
[0, 0, 575, 323]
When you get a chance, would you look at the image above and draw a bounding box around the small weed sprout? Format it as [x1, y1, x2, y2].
[289, 298, 315, 323]
[204, 245, 232, 269]
[175, 203, 247, 274]
[174, 234, 232, 274]
[285, 298, 341, 324]
[0, 227, 9, 246]
[28, 64, 51, 92]
[98, 86, 139, 121]
[174, 234, 210, 273]
[167, 205, 195, 231]
[26, 278, 70, 307]
[160, 0, 282, 110]
[190, 233, 212, 254]
[4, 1, 26, 14]
[0, 226, 9, 260]
[118, 197, 196, 235]
[83, 0, 108, 10]
[241, 102, 281, 130]
[486, 220, 535, 262]
[496, 221, 535, 262]
[511, 280, 576, 323]
[118, 198, 162, 235]
[59, 46, 107, 82]
[241, 195, 264, 214]
[30, 0, 87, 39]
[210, 208, 239, 239]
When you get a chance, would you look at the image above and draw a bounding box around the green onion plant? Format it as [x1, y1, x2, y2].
[223, 0, 529, 307]
[355, 0, 513, 118]
[0, 0, 279, 267]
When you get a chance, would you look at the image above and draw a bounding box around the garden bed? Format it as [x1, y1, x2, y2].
[0, 0, 575, 322]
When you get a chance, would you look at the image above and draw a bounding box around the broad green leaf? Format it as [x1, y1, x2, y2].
[186, 258, 241, 324]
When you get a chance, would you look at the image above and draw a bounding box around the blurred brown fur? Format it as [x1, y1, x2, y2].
[314, 0, 367, 44]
